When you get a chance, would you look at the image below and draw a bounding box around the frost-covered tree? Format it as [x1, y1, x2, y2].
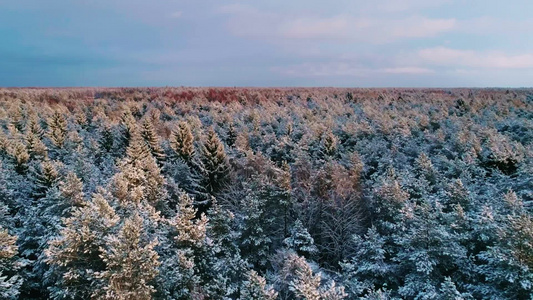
[45, 191, 120, 299]
[286, 253, 347, 300]
[112, 131, 166, 207]
[341, 226, 395, 297]
[394, 202, 470, 300]
[283, 220, 318, 259]
[8, 141, 30, 174]
[141, 118, 165, 164]
[30, 160, 60, 200]
[97, 213, 160, 300]
[170, 121, 195, 162]
[239, 186, 273, 269]
[199, 128, 231, 196]
[240, 270, 278, 300]
[46, 111, 68, 149]
[0, 227, 22, 300]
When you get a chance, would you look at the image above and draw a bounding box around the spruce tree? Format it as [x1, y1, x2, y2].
[320, 130, 338, 158]
[31, 160, 60, 200]
[0, 227, 22, 299]
[208, 199, 247, 297]
[97, 213, 160, 300]
[341, 226, 395, 297]
[283, 220, 318, 259]
[47, 111, 68, 149]
[200, 128, 231, 196]
[45, 191, 120, 299]
[141, 118, 165, 164]
[113, 130, 166, 207]
[226, 122, 238, 148]
[240, 186, 273, 268]
[119, 111, 137, 150]
[240, 270, 278, 300]
[25, 131, 48, 160]
[170, 121, 195, 162]
[8, 141, 30, 174]
[284, 253, 347, 300]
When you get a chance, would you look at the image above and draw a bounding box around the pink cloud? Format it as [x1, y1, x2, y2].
[418, 47, 533, 69]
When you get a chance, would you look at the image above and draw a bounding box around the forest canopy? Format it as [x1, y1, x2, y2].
[0, 87, 531, 299]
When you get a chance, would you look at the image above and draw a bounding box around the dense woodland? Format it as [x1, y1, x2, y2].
[0, 87, 531, 299]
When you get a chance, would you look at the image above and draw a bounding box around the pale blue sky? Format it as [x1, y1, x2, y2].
[0, 0, 532, 87]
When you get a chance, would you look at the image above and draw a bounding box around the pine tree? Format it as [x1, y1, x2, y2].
[8, 141, 30, 174]
[158, 193, 215, 299]
[0, 227, 22, 299]
[285, 253, 347, 300]
[99, 124, 114, 153]
[170, 121, 195, 162]
[240, 186, 273, 268]
[446, 179, 470, 211]
[415, 152, 436, 185]
[173, 193, 208, 247]
[208, 199, 248, 298]
[283, 220, 318, 259]
[25, 131, 48, 160]
[477, 211, 533, 299]
[200, 128, 231, 196]
[141, 118, 165, 164]
[9, 104, 26, 133]
[240, 270, 278, 300]
[226, 123, 238, 148]
[97, 213, 160, 300]
[341, 226, 395, 297]
[320, 130, 338, 158]
[112, 131, 166, 207]
[394, 202, 469, 300]
[26, 113, 44, 137]
[59, 172, 85, 208]
[45, 191, 120, 299]
[31, 160, 60, 200]
[119, 111, 137, 150]
[439, 277, 467, 300]
[279, 161, 293, 238]
[47, 111, 68, 149]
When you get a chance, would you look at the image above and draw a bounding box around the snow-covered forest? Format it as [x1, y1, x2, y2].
[0, 87, 531, 299]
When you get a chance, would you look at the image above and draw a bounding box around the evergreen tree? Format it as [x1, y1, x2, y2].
[25, 131, 48, 160]
[0, 227, 22, 299]
[170, 121, 195, 162]
[200, 128, 231, 196]
[30, 160, 60, 200]
[97, 213, 160, 300]
[8, 141, 30, 174]
[112, 131, 166, 207]
[341, 226, 395, 297]
[477, 211, 533, 299]
[320, 130, 338, 158]
[286, 253, 347, 300]
[226, 123, 238, 148]
[283, 220, 318, 259]
[208, 199, 248, 298]
[240, 186, 273, 269]
[240, 270, 278, 300]
[439, 277, 467, 300]
[99, 124, 114, 154]
[394, 202, 469, 300]
[45, 191, 120, 299]
[141, 118, 165, 164]
[119, 111, 137, 150]
[25, 113, 44, 138]
[47, 112, 68, 149]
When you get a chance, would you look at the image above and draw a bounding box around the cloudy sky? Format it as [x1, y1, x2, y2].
[0, 0, 532, 87]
